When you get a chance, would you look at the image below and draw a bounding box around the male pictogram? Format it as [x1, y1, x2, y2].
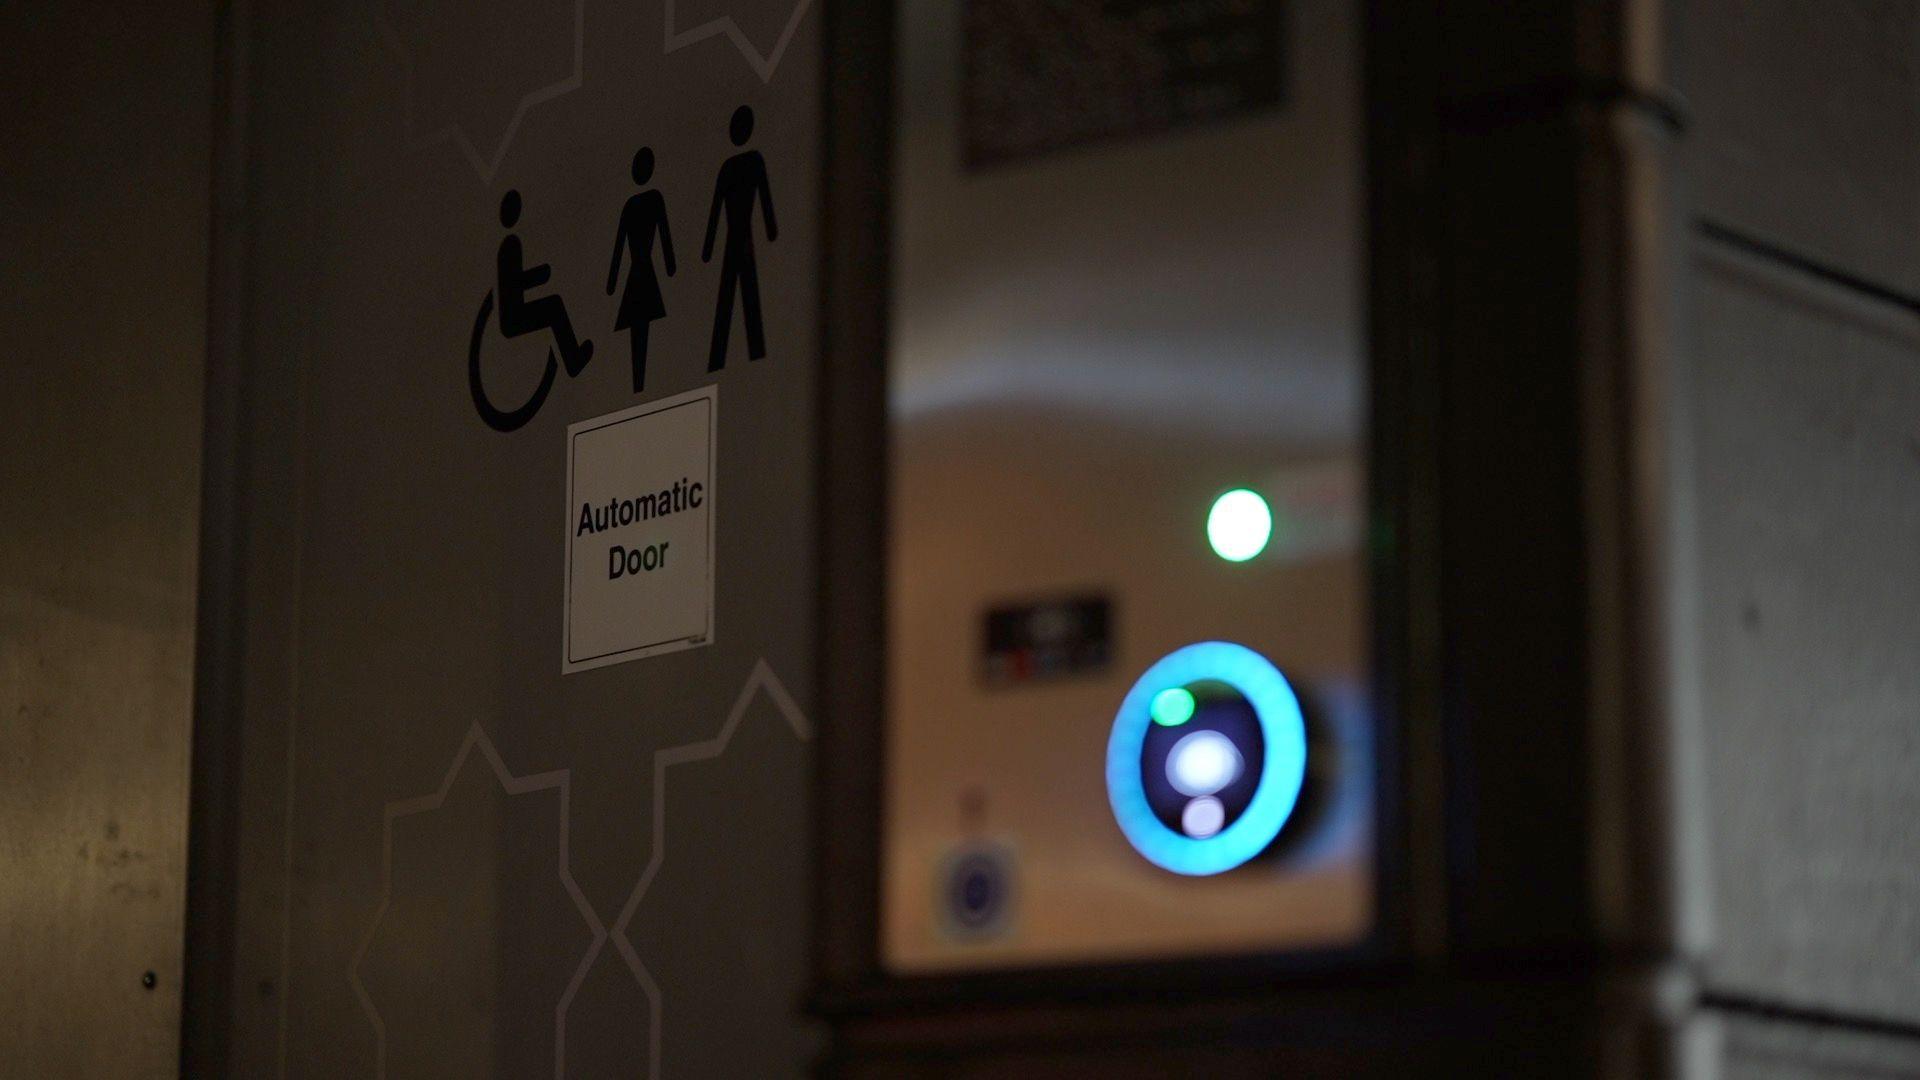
[701, 106, 778, 371]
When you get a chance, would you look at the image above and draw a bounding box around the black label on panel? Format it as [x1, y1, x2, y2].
[981, 594, 1112, 686]
[962, 0, 1284, 168]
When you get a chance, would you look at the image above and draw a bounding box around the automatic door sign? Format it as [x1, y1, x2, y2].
[1106, 641, 1307, 875]
[563, 385, 716, 673]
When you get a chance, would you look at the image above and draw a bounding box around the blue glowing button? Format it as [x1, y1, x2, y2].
[1106, 642, 1307, 876]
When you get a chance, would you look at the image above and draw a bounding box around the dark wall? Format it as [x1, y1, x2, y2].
[0, 2, 214, 1075]
[190, 1, 827, 1076]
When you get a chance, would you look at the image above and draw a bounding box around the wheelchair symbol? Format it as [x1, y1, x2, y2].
[469, 189, 595, 433]
[468, 288, 558, 434]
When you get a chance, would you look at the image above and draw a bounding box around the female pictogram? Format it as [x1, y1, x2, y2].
[605, 147, 678, 393]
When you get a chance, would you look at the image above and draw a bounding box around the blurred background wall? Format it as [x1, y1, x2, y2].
[1673, 1, 1920, 1070]
[883, 0, 1373, 973]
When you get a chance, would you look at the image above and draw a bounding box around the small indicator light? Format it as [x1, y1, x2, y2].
[1166, 729, 1243, 797]
[1149, 687, 1196, 727]
[1207, 489, 1272, 562]
[1182, 796, 1226, 839]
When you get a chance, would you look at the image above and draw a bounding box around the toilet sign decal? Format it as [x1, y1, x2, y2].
[563, 384, 717, 673]
[468, 106, 782, 433]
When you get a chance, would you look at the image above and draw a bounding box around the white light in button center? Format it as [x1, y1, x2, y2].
[1166, 729, 1242, 797]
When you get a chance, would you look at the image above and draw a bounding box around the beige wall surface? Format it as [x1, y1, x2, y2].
[884, 0, 1374, 970]
[0, 1, 214, 1076]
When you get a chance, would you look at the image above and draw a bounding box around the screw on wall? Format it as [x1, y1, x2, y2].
[141, 971, 156, 990]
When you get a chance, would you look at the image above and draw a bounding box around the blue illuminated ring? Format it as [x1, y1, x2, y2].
[1106, 642, 1307, 876]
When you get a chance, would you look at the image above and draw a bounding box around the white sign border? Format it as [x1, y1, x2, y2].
[562, 383, 718, 674]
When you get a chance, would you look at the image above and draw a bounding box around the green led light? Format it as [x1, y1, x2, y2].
[1207, 488, 1272, 562]
[1150, 687, 1196, 727]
